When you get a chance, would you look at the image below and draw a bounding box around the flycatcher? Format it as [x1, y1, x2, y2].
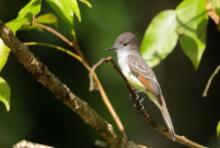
[106, 32, 175, 139]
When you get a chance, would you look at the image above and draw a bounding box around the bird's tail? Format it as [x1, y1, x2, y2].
[159, 96, 176, 141]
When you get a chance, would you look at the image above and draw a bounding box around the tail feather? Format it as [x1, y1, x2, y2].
[146, 92, 175, 140]
[160, 96, 175, 141]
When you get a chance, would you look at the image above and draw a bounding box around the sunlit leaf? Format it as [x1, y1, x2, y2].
[0, 77, 11, 111]
[35, 13, 58, 25]
[141, 10, 178, 67]
[47, 0, 82, 27]
[18, 13, 58, 31]
[79, 0, 92, 8]
[210, 0, 220, 16]
[217, 120, 220, 138]
[70, 0, 81, 22]
[47, 0, 74, 27]
[0, 38, 10, 72]
[176, 0, 208, 69]
[6, 0, 42, 33]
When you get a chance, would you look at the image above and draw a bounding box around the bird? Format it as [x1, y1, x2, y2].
[106, 32, 175, 140]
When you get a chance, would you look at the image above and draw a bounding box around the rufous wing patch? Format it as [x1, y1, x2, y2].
[138, 74, 155, 94]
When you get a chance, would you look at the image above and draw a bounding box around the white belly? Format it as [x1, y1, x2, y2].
[118, 56, 145, 91]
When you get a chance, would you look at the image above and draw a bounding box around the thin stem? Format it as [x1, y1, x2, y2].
[24, 42, 83, 63]
[33, 23, 74, 47]
[203, 64, 220, 97]
[32, 22, 86, 59]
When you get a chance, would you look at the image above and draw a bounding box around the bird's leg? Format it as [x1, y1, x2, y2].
[130, 88, 145, 110]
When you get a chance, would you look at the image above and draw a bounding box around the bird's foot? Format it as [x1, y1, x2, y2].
[131, 89, 145, 110]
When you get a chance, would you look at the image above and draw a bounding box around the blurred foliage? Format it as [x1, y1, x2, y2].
[0, 77, 10, 111]
[0, 0, 220, 147]
[0, 39, 10, 72]
[211, 0, 220, 16]
[217, 121, 220, 138]
[34, 13, 58, 25]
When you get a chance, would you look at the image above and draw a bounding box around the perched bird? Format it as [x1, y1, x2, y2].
[106, 32, 175, 140]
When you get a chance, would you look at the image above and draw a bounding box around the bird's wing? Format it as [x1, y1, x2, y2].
[127, 54, 162, 102]
[128, 54, 175, 139]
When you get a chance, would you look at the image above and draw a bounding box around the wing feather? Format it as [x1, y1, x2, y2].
[127, 54, 162, 100]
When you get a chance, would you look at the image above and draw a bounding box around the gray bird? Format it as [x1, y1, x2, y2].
[106, 32, 175, 140]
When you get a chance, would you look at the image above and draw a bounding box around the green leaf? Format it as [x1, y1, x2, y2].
[79, 0, 92, 8]
[0, 38, 10, 72]
[176, 0, 208, 69]
[210, 0, 220, 16]
[18, 13, 58, 31]
[47, 0, 73, 27]
[140, 10, 178, 67]
[46, 0, 82, 27]
[35, 13, 58, 25]
[6, 0, 42, 33]
[0, 77, 11, 111]
[217, 120, 220, 138]
[70, 0, 81, 22]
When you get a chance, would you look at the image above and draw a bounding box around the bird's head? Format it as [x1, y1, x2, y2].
[105, 32, 139, 52]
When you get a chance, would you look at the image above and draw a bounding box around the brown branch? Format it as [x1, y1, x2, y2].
[0, 23, 117, 146]
[203, 64, 220, 97]
[0, 22, 147, 148]
[13, 140, 54, 148]
[91, 57, 208, 148]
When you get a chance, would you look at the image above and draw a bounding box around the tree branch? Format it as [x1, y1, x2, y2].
[0, 22, 117, 146]
[90, 57, 208, 148]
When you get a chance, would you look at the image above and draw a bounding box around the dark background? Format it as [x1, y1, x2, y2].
[0, 0, 220, 147]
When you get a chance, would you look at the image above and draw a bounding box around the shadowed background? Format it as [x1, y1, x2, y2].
[0, 0, 220, 147]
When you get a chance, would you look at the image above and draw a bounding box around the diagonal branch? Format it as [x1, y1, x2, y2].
[0, 23, 116, 145]
[0, 22, 146, 148]
[90, 57, 208, 148]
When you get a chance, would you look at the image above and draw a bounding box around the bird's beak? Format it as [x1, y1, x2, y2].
[105, 45, 118, 51]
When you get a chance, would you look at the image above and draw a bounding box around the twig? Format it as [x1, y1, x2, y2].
[203, 64, 220, 97]
[33, 23, 127, 139]
[91, 57, 208, 148]
[13, 140, 54, 148]
[24, 41, 83, 63]
[33, 22, 74, 48]
[32, 22, 86, 60]
[89, 56, 112, 91]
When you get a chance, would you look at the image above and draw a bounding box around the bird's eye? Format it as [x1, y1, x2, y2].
[123, 43, 128, 46]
